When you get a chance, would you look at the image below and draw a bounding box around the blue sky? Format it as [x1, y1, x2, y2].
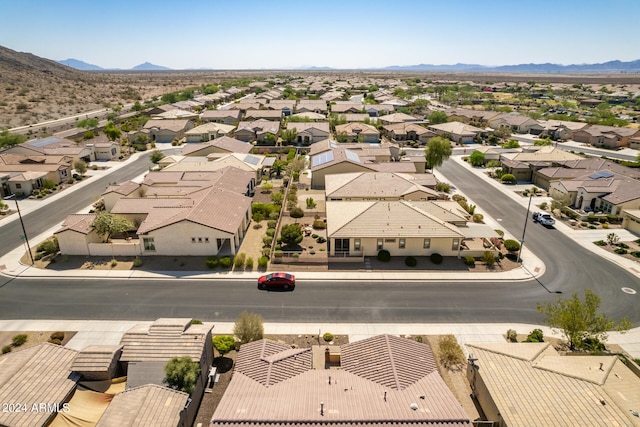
[1, 0, 639, 69]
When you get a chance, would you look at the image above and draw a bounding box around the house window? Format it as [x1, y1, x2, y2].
[399, 238, 406, 249]
[377, 238, 383, 250]
[424, 238, 431, 249]
[452, 238, 460, 251]
[143, 237, 156, 251]
[16, 183, 22, 189]
[354, 239, 361, 251]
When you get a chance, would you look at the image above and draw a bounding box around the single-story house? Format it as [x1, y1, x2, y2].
[334, 122, 380, 143]
[211, 335, 472, 427]
[538, 119, 589, 140]
[365, 104, 395, 117]
[467, 342, 640, 427]
[297, 100, 328, 114]
[287, 122, 330, 145]
[243, 109, 283, 121]
[234, 120, 280, 143]
[9, 136, 95, 163]
[488, 114, 543, 134]
[428, 122, 485, 143]
[181, 136, 252, 157]
[572, 125, 640, 148]
[266, 99, 296, 116]
[379, 112, 420, 124]
[152, 109, 199, 120]
[93, 140, 121, 161]
[289, 111, 326, 121]
[331, 102, 364, 114]
[621, 209, 640, 234]
[446, 108, 500, 125]
[0, 153, 73, 195]
[383, 122, 434, 144]
[200, 109, 242, 124]
[143, 119, 194, 143]
[325, 172, 439, 201]
[499, 147, 584, 182]
[184, 122, 236, 143]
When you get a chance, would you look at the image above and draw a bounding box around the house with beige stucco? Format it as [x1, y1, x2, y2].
[334, 122, 380, 143]
[325, 172, 439, 201]
[184, 122, 236, 143]
[143, 119, 194, 143]
[286, 122, 330, 145]
[572, 124, 640, 149]
[181, 136, 252, 158]
[234, 119, 280, 143]
[428, 122, 485, 143]
[383, 122, 434, 145]
[200, 109, 242, 124]
[0, 153, 73, 196]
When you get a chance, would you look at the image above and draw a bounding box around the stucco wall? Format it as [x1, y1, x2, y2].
[142, 221, 236, 256]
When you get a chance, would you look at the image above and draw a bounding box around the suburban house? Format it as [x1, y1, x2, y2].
[330, 102, 364, 114]
[572, 124, 640, 148]
[92, 139, 121, 161]
[211, 335, 472, 427]
[334, 122, 380, 143]
[8, 136, 95, 163]
[286, 122, 330, 144]
[266, 99, 296, 116]
[152, 109, 199, 120]
[200, 109, 242, 124]
[297, 100, 328, 114]
[467, 342, 640, 427]
[0, 153, 73, 196]
[243, 109, 283, 121]
[0, 343, 80, 427]
[310, 139, 400, 162]
[289, 111, 326, 121]
[181, 136, 252, 158]
[326, 200, 497, 258]
[488, 114, 544, 134]
[379, 112, 421, 124]
[532, 157, 640, 190]
[163, 153, 272, 183]
[446, 108, 500, 125]
[365, 104, 395, 117]
[234, 119, 280, 143]
[184, 122, 236, 143]
[56, 167, 254, 257]
[143, 119, 194, 143]
[320, 91, 344, 101]
[225, 101, 263, 112]
[537, 119, 589, 140]
[383, 122, 434, 144]
[343, 113, 371, 122]
[428, 122, 485, 143]
[622, 209, 640, 234]
[630, 136, 640, 149]
[499, 146, 583, 182]
[549, 170, 640, 215]
[325, 172, 439, 201]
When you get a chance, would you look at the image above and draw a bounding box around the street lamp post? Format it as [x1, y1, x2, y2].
[5, 194, 34, 265]
[517, 194, 534, 263]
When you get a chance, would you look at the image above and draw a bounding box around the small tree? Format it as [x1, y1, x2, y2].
[537, 290, 631, 351]
[261, 182, 273, 193]
[425, 136, 452, 171]
[233, 311, 264, 344]
[74, 160, 88, 177]
[271, 191, 284, 205]
[606, 233, 619, 246]
[427, 111, 448, 124]
[164, 356, 200, 394]
[91, 211, 135, 242]
[281, 223, 303, 245]
[469, 150, 485, 166]
[150, 150, 165, 164]
[212, 335, 236, 357]
[503, 139, 520, 149]
[103, 122, 121, 141]
[280, 128, 298, 145]
[271, 161, 285, 178]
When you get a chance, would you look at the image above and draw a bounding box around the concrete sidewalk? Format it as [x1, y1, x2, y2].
[0, 319, 638, 358]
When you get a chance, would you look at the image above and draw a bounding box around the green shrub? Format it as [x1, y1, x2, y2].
[614, 248, 628, 255]
[258, 256, 269, 268]
[503, 239, 520, 252]
[482, 251, 496, 266]
[430, 253, 443, 264]
[618, 242, 629, 249]
[110, 258, 118, 267]
[405, 256, 417, 267]
[50, 331, 65, 341]
[435, 182, 451, 193]
[582, 337, 605, 352]
[524, 328, 544, 342]
[581, 222, 589, 227]
[539, 202, 547, 210]
[12, 334, 28, 347]
[602, 223, 609, 229]
[219, 257, 232, 268]
[245, 257, 254, 270]
[438, 335, 465, 368]
[506, 329, 518, 342]
[631, 251, 640, 258]
[472, 213, 484, 223]
[261, 248, 270, 257]
[266, 228, 276, 237]
[206, 256, 219, 269]
[234, 253, 246, 268]
[316, 236, 326, 244]
[267, 220, 277, 229]
[464, 256, 475, 266]
[1, 345, 11, 354]
[263, 236, 273, 247]
[133, 257, 143, 267]
[414, 336, 423, 343]
[312, 220, 326, 230]
[588, 225, 597, 229]
[311, 234, 318, 239]
[377, 250, 391, 262]
[67, 178, 75, 184]
[191, 319, 203, 324]
[494, 229, 504, 237]
[501, 173, 516, 184]
[37, 239, 59, 255]
[323, 332, 334, 342]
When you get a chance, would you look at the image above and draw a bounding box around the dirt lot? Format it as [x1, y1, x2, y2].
[0, 330, 76, 353]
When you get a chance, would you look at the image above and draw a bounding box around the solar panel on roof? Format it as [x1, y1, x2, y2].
[311, 151, 334, 167]
[344, 149, 361, 163]
[243, 155, 261, 165]
[28, 137, 61, 147]
[589, 171, 614, 179]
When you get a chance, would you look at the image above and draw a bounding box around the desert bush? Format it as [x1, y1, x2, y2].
[482, 251, 496, 266]
[464, 256, 476, 266]
[430, 253, 443, 264]
[582, 337, 605, 352]
[234, 253, 246, 268]
[312, 220, 326, 230]
[602, 223, 609, 229]
[435, 182, 451, 193]
[539, 202, 547, 210]
[263, 236, 273, 247]
[503, 239, 520, 252]
[133, 257, 143, 267]
[2, 345, 11, 354]
[110, 258, 118, 267]
[205, 256, 218, 269]
[494, 229, 504, 237]
[219, 257, 232, 269]
[405, 256, 417, 267]
[501, 173, 516, 184]
[266, 228, 276, 237]
[593, 240, 607, 246]
[614, 248, 628, 255]
[12, 334, 28, 347]
[37, 239, 59, 255]
[50, 331, 65, 341]
[438, 335, 465, 369]
[48, 338, 62, 345]
[316, 236, 326, 244]
[245, 257, 254, 270]
[323, 332, 334, 342]
[630, 251, 640, 258]
[267, 220, 277, 229]
[258, 256, 269, 268]
[472, 213, 484, 223]
[377, 250, 391, 262]
[506, 329, 518, 342]
[524, 328, 544, 342]
[414, 336, 423, 343]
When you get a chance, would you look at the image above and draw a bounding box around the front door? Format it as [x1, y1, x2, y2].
[335, 238, 349, 255]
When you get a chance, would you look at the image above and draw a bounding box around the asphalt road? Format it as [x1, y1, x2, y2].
[0, 153, 153, 256]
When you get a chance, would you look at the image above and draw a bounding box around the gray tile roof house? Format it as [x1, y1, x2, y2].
[0, 343, 80, 427]
[211, 335, 472, 427]
[467, 342, 640, 427]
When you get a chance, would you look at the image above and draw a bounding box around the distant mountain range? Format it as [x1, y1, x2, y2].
[50, 56, 640, 74]
[57, 58, 172, 71]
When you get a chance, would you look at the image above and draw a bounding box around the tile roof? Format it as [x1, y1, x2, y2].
[56, 213, 97, 235]
[0, 343, 80, 427]
[379, 112, 419, 123]
[235, 340, 312, 387]
[71, 345, 122, 373]
[325, 172, 438, 200]
[428, 122, 484, 135]
[335, 122, 380, 136]
[467, 343, 640, 427]
[143, 119, 191, 132]
[211, 335, 472, 427]
[96, 384, 188, 427]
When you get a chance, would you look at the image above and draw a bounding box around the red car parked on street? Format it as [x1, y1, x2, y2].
[258, 272, 296, 291]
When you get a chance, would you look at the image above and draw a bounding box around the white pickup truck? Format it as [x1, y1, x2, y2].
[532, 211, 555, 226]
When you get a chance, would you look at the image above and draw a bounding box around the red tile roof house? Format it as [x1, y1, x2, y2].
[211, 335, 472, 427]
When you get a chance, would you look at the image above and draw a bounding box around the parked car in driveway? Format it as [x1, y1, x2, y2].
[258, 272, 296, 290]
[532, 211, 555, 226]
